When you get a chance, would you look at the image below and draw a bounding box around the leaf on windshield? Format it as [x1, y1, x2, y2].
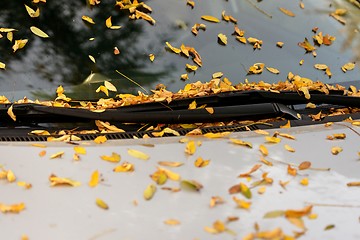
[331, 146, 342, 155]
[88, 170, 100, 187]
[201, 15, 220, 23]
[12, 39, 28, 53]
[7, 105, 16, 121]
[94, 135, 107, 144]
[279, 7, 295, 17]
[298, 38, 315, 52]
[30, 26, 49, 38]
[95, 198, 109, 210]
[127, 149, 150, 160]
[194, 157, 210, 168]
[0, 202, 26, 213]
[238, 164, 262, 178]
[144, 184, 157, 200]
[341, 62, 355, 72]
[49, 174, 81, 187]
[180, 179, 203, 192]
[25, 5, 40, 18]
[185, 140, 196, 155]
[232, 196, 251, 209]
[248, 63, 265, 74]
[218, 33, 227, 45]
[266, 67, 280, 74]
[105, 16, 121, 29]
[82, 15, 95, 24]
[191, 23, 206, 36]
[100, 152, 121, 163]
[113, 162, 134, 172]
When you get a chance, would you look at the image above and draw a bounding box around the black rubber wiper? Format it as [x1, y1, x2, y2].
[1, 90, 359, 124]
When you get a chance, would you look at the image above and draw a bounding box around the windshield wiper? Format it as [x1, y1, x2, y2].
[1, 90, 359, 124]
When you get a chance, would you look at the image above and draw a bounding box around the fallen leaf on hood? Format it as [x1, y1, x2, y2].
[203, 132, 231, 138]
[194, 157, 210, 168]
[113, 162, 134, 172]
[232, 196, 251, 209]
[158, 161, 184, 167]
[259, 145, 268, 156]
[331, 146, 343, 155]
[210, 196, 225, 208]
[341, 62, 355, 72]
[285, 205, 312, 218]
[279, 7, 295, 17]
[266, 67, 280, 74]
[49, 174, 81, 187]
[300, 177, 309, 186]
[265, 136, 281, 143]
[96, 198, 109, 210]
[17, 181, 32, 189]
[128, 149, 149, 160]
[82, 15, 95, 24]
[186, 0, 195, 8]
[144, 184, 157, 200]
[88, 170, 100, 187]
[105, 16, 121, 29]
[201, 15, 220, 23]
[50, 151, 64, 159]
[347, 182, 360, 187]
[185, 140, 196, 155]
[164, 219, 181, 225]
[100, 152, 121, 163]
[7, 105, 16, 121]
[6, 170, 16, 182]
[238, 164, 262, 178]
[191, 23, 206, 35]
[0, 202, 26, 213]
[284, 144, 295, 152]
[263, 210, 285, 218]
[248, 63, 265, 74]
[298, 161, 311, 170]
[165, 42, 181, 54]
[180, 179, 203, 192]
[287, 165, 297, 176]
[74, 146, 86, 155]
[218, 33, 227, 45]
[230, 138, 253, 148]
[298, 38, 316, 52]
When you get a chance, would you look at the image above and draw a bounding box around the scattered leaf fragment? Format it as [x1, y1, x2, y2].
[331, 146, 343, 155]
[17, 181, 32, 189]
[96, 198, 109, 210]
[12, 39, 28, 53]
[165, 42, 181, 54]
[113, 162, 134, 172]
[279, 7, 295, 17]
[185, 140, 196, 155]
[218, 33, 227, 45]
[100, 152, 121, 163]
[232, 196, 251, 209]
[0, 62, 5, 70]
[164, 219, 181, 225]
[74, 146, 86, 155]
[210, 196, 225, 208]
[0, 202, 26, 213]
[284, 144, 295, 152]
[298, 38, 316, 52]
[276, 42, 284, 48]
[324, 224, 335, 231]
[285, 205, 312, 218]
[50, 151, 64, 159]
[94, 135, 107, 144]
[230, 138, 253, 148]
[7, 170, 16, 182]
[144, 184, 157, 200]
[300, 177, 309, 186]
[149, 54, 155, 62]
[127, 148, 149, 160]
[88, 170, 100, 187]
[203, 132, 231, 138]
[30, 26, 49, 38]
[287, 164, 297, 176]
[49, 174, 81, 187]
[82, 15, 95, 24]
[201, 15, 220, 23]
[194, 157, 210, 168]
[259, 144, 268, 156]
[238, 164, 262, 178]
[180, 179, 203, 192]
[158, 161, 183, 167]
[341, 62, 355, 72]
[7, 105, 16, 121]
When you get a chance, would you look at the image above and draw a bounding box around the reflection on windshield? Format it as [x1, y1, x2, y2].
[0, 0, 359, 100]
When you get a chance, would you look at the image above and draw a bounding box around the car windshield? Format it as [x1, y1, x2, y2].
[0, 0, 359, 101]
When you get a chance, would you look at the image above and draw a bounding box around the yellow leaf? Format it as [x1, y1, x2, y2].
[280, 120, 291, 128]
[265, 136, 281, 143]
[105, 16, 112, 28]
[186, 64, 198, 72]
[180, 73, 189, 81]
[74, 146, 86, 155]
[285, 205, 312, 218]
[194, 157, 210, 168]
[113, 162, 134, 172]
[266, 67, 280, 74]
[88, 170, 100, 187]
[258, 186, 266, 194]
[298, 38, 316, 52]
[165, 42, 181, 54]
[30, 26, 49, 38]
[164, 219, 181, 225]
[104, 80, 117, 92]
[128, 149, 150, 160]
[7, 170, 16, 182]
[300, 177, 309, 186]
[232, 196, 251, 209]
[230, 138, 253, 148]
[205, 107, 214, 114]
[180, 179, 203, 192]
[7, 105, 16, 121]
[210, 196, 225, 208]
[254, 129, 269, 135]
[201, 15, 220, 23]
[284, 144, 295, 152]
[314, 64, 328, 70]
[134, 10, 156, 25]
[149, 53, 155, 62]
[341, 62, 355, 72]
[49, 174, 81, 187]
[12, 39, 28, 53]
[96, 198, 109, 210]
[25, 5, 40, 18]
[100, 152, 121, 163]
[276, 42, 284, 48]
[0, 61, 5, 70]
[144, 184, 157, 200]
[259, 144, 268, 156]
[94, 135, 107, 144]
[17, 181, 32, 189]
[89, 55, 96, 63]
[279, 7, 295, 17]
[203, 132, 231, 138]
[158, 167, 181, 181]
[278, 132, 296, 140]
[50, 151, 64, 159]
[0, 202, 26, 213]
[218, 33, 227, 45]
[151, 169, 168, 185]
[347, 182, 360, 187]
[238, 164, 262, 178]
[185, 140, 196, 155]
[248, 63, 265, 74]
[0, 28, 17, 32]
[287, 164, 297, 176]
[158, 161, 184, 167]
[331, 146, 342, 155]
[82, 15, 95, 24]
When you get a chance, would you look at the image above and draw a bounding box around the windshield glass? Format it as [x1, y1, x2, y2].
[0, 0, 359, 101]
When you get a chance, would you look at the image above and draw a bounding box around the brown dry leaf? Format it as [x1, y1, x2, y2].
[158, 161, 184, 167]
[284, 144, 295, 152]
[218, 33, 227, 45]
[341, 62, 355, 72]
[50, 151, 64, 159]
[238, 164, 262, 178]
[232, 196, 251, 209]
[201, 15, 220, 23]
[210, 196, 225, 208]
[279, 7, 295, 17]
[113, 162, 134, 172]
[185, 140, 196, 155]
[229, 138, 252, 148]
[96, 198, 109, 210]
[279, 180, 290, 189]
[331, 146, 342, 155]
[298, 38, 316, 52]
[0, 202, 26, 213]
[194, 157, 210, 168]
[248, 63, 265, 74]
[266, 67, 280, 74]
[259, 144, 268, 156]
[7, 105, 16, 121]
[100, 152, 121, 163]
[285, 205, 312, 218]
[94, 135, 107, 144]
[25, 4, 40, 18]
[128, 149, 149, 160]
[164, 219, 181, 225]
[298, 161, 311, 170]
[287, 164, 297, 176]
[144, 184, 157, 200]
[180, 179, 203, 192]
[82, 15, 95, 24]
[49, 174, 81, 187]
[88, 170, 100, 187]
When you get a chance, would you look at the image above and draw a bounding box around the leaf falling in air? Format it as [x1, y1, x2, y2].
[88, 170, 100, 187]
[279, 7, 295, 17]
[127, 149, 150, 160]
[96, 198, 109, 210]
[30, 26, 49, 38]
[82, 15, 95, 24]
[25, 5, 40, 18]
[149, 54, 155, 62]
